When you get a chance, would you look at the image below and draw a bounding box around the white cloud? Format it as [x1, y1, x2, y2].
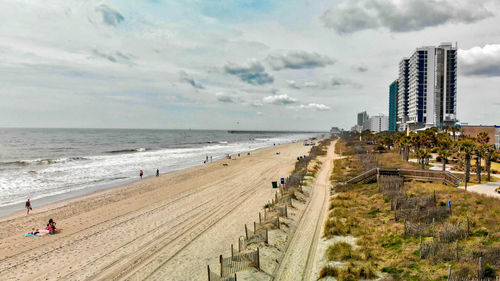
[459, 44, 500, 76]
[300, 103, 330, 111]
[262, 94, 297, 105]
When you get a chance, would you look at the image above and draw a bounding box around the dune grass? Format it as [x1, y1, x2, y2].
[320, 139, 500, 280]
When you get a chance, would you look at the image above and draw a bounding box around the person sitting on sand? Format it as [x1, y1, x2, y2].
[47, 219, 57, 234]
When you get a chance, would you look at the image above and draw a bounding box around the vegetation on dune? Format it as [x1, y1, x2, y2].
[318, 136, 500, 280]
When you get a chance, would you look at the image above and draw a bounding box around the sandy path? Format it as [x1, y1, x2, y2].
[273, 140, 335, 281]
[0, 142, 310, 281]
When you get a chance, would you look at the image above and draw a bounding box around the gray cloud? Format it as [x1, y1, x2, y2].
[266, 51, 335, 70]
[354, 66, 368, 72]
[223, 60, 274, 85]
[95, 4, 124, 26]
[179, 71, 204, 89]
[459, 44, 500, 76]
[262, 94, 297, 105]
[92, 50, 132, 64]
[322, 0, 492, 34]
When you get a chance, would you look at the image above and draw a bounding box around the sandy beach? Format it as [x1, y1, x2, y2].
[0, 142, 311, 281]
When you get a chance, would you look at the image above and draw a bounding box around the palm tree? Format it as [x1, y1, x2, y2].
[458, 138, 476, 191]
[416, 149, 430, 170]
[482, 144, 497, 181]
[400, 136, 411, 161]
[475, 132, 490, 183]
[450, 126, 459, 141]
[437, 133, 453, 171]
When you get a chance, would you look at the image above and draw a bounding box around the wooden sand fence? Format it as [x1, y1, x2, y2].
[206, 143, 321, 281]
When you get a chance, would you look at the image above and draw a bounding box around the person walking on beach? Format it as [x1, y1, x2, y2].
[140, 170, 143, 179]
[210, 156, 212, 162]
[25, 199, 32, 215]
[156, 169, 159, 177]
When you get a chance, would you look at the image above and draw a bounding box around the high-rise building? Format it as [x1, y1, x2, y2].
[389, 80, 398, 132]
[397, 58, 409, 131]
[402, 43, 458, 130]
[357, 111, 369, 127]
[363, 114, 389, 133]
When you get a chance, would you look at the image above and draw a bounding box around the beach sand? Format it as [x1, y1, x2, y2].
[0, 142, 310, 281]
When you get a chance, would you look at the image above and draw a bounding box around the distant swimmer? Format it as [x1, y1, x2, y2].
[25, 198, 32, 215]
[140, 170, 144, 179]
[156, 169, 159, 177]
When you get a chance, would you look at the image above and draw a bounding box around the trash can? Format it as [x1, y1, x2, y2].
[272, 181, 278, 189]
[280, 178, 285, 184]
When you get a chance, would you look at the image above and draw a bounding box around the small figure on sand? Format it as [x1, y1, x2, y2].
[25, 198, 32, 215]
[140, 170, 144, 179]
[46, 218, 59, 234]
[206, 155, 209, 163]
[210, 156, 212, 162]
[156, 169, 159, 177]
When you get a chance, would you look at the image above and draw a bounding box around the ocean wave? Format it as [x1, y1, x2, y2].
[106, 148, 147, 154]
[0, 157, 89, 167]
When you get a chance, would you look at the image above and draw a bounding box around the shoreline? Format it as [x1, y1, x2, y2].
[0, 141, 312, 280]
[0, 142, 293, 221]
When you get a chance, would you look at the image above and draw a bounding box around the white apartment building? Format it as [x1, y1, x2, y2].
[398, 43, 457, 131]
[363, 114, 389, 133]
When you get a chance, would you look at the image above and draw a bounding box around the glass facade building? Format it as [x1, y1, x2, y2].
[389, 80, 398, 132]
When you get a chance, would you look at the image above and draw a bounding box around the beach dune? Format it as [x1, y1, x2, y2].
[0, 142, 310, 281]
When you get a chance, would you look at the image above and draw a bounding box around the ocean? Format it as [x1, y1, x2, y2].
[0, 128, 320, 213]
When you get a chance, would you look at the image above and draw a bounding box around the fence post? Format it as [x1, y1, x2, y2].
[265, 228, 269, 244]
[285, 205, 288, 218]
[264, 209, 267, 220]
[275, 192, 278, 203]
[467, 217, 470, 237]
[433, 190, 436, 204]
[447, 265, 452, 281]
[235, 273, 237, 281]
[419, 236, 422, 259]
[254, 221, 256, 234]
[256, 247, 260, 269]
[220, 255, 223, 277]
[456, 240, 459, 261]
[259, 212, 262, 224]
[231, 244, 234, 259]
[403, 219, 407, 236]
[239, 237, 241, 253]
[277, 217, 280, 229]
[478, 256, 483, 279]
[245, 224, 248, 240]
[207, 265, 211, 281]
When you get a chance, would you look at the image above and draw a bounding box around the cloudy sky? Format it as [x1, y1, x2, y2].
[0, 0, 499, 131]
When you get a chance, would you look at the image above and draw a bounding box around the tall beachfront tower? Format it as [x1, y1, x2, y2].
[389, 80, 398, 132]
[397, 58, 409, 131]
[404, 43, 457, 130]
[357, 111, 369, 127]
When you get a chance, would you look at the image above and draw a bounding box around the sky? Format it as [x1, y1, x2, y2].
[0, 0, 499, 131]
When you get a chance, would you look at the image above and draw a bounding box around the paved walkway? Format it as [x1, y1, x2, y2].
[457, 181, 500, 198]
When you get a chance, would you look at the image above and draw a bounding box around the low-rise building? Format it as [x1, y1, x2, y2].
[363, 114, 389, 133]
[460, 125, 500, 149]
